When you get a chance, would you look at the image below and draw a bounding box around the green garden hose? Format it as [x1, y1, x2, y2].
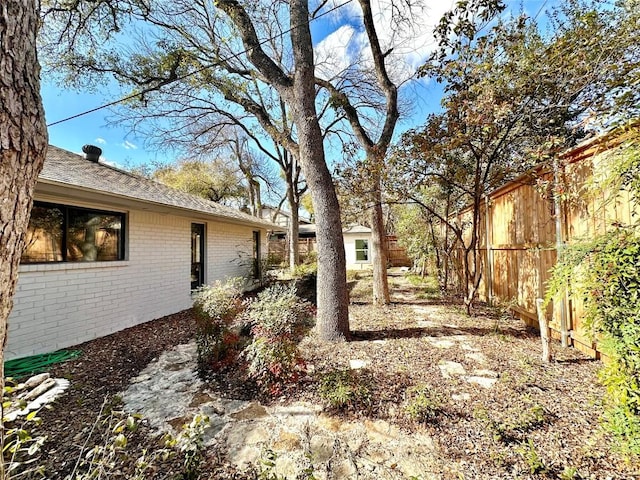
[4, 350, 81, 378]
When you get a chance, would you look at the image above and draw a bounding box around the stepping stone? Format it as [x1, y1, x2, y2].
[452, 393, 471, 401]
[412, 306, 431, 314]
[472, 369, 498, 378]
[463, 376, 497, 388]
[5, 377, 71, 422]
[364, 419, 401, 443]
[349, 359, 368, 369]
[450, 334, 469, 341]
[309, 434, 335, 462]
[230, 402, 268, 420]
[426, 338, 456, 349]
[438, 360, 466, 378]
[465, 352, 487, 364]
[461, 344, 480, 352]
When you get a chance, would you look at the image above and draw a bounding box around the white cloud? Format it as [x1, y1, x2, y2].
[121, 140, 138, 150]
[316, 0, 455, 83]
[101, 158, 119, 167]
[315, 24, 358, 79]
[95, 137, 107, 145]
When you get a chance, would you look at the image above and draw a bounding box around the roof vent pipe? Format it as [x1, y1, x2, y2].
[82, 144, 102, 162]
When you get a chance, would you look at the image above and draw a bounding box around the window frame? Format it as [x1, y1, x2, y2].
[355, 238, 370, 262]
[252, 230, 262, 279]
[21, 201, 127, 264]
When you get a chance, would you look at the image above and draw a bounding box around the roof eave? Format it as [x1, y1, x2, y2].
[35, 179, 284, 231]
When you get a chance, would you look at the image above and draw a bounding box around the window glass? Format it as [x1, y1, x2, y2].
[253, 231, 261, 279]
[67, 208, 123, 261]
[355, 239, 369, 261]
[21, 204, 64, 262]
[21, 202, 125, 263]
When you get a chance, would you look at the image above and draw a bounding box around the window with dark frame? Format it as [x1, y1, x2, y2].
[21, 202, 126, 264]
[191, 223, 205, 290]
[253, 230, 261, 279]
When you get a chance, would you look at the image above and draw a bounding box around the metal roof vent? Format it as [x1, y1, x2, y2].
[82, 144, 102, 162]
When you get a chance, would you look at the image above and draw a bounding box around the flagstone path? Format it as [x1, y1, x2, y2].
[121, 303, 499, 479]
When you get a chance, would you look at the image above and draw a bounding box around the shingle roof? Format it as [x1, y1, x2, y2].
[40, 145, 281, 230]
[343, 225, 371, 234]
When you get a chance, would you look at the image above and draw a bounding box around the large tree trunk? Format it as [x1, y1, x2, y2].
[287, 183, 300, 270]
[0, 0, 49, 472]
[289, 0, 349, 340]
[370, 180, 390, 305]
[216, 0, 350, 340]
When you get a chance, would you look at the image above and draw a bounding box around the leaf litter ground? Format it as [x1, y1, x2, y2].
[24, 271, 639, 479]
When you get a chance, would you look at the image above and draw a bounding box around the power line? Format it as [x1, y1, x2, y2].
[47, 0, 354, 127]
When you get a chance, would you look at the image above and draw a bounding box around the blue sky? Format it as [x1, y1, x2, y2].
[42, 0, 556, 168]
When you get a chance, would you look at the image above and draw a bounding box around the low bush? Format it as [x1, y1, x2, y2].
[318, 368, 373, 411]
[474, 402, 548, 443]
[163, 413, 209, 480]
[242, 284, 314, 395]
[2, 379, 47, 479]
[292, 251, 317, 278]
[403, 384, 443, 422]
[515, 438, 547, 475]
[345, 270, 361, 282]
[192, 277, 244, 372]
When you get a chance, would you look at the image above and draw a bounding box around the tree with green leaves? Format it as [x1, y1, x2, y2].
[391, 0, 640, 312]
[152, 158, 247, 204]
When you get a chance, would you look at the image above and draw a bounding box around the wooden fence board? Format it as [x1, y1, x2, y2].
[450, 128, 638, 357]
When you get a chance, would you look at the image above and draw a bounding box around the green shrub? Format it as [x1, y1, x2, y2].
[403, 384, 443, 422]
[474, 402, 548, 443]
[545, 136, 640, 457]
[163, 414, 209, 480]
[292, 251, 318, 278]
[292, 262, 317, 278]
[515, 438, 547, 475]
[318, 368, 373, 411]
[242, 284, 314, 395]
[192, 277, 244, 371]
[2, 380, 46, 479]
[547, 228, 640, 455]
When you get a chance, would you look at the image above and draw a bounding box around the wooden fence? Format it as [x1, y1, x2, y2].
[452, 127, 638, 358]
[268, 234, 411, 268]
[268, 238, 316, 265]
[385, 235, 412, 267]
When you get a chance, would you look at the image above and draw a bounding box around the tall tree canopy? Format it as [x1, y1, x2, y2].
[389, 0, 640, 311]
[41, 0, 351, 340]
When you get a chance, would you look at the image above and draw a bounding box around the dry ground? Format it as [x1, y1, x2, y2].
[15, 271, 640, 479]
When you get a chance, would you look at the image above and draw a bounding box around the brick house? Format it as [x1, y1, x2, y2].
[6, 145, 280, 361]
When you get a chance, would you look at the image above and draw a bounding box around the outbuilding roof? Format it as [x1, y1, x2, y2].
[39, 145, 281, 230]
[343, 225, 372, 234]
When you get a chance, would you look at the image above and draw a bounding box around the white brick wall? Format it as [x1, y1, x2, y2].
[7, 207, 268, 360]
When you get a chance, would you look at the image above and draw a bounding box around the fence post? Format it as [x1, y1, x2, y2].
[484, 195, 493, 306]
[536, 298, 552, 363]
